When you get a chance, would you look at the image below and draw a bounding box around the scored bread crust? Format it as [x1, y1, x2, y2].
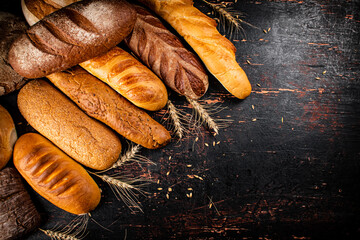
[47, 67, 171, 149]
[14, 133, 101, 215]
[17, 79, 122, 170]
[9, 0, 136, 79]
[0, 105, 17, 170]
[125, 5, 209, 100]
[138, 0, 251, 99]
[80, 47, 168, 111]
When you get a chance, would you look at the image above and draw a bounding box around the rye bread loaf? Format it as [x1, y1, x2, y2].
[9, 0, 136, 79]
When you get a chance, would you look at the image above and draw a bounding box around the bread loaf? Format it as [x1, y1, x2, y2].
[0, 12, 28, 96]
[0, 167, 41, 239]
[125, 5, 208, 100]
[14, 133, 101, 215]
[17, 79, 122, 170]
[47, 67, 171, 149]
[80, 47, 168, 111]
[0, 105, 17, 170]
[9, 0, 136, 79]
[138, 0, 251, 99]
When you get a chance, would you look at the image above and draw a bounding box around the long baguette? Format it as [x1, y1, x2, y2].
[47, 67, 171, 149]
[14, 133, 101, 215]
[17, 79, 122, 170]
[9, 0, 136, 78]
[138, 0, 251, 99]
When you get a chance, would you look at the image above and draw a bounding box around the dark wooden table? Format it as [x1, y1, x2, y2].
[1, 0, 360, 239]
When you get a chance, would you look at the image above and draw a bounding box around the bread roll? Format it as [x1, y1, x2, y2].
[0, 105, 17, 170]
[17, 79, 122, 170]
[138, 0, 251, 99]
[9, 0, 136, 79]
[47, 67, 171, 149]
[0, 167, 41, 239]
[0, 12, 28, 96]
[80, 47, 168, 111]
[125, 5, 208, 100]
[14, 133, 101, 215]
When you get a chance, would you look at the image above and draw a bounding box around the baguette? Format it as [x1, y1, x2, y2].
[80, 47, 168, 111]
[0, 105, 17, 170]
[138, 0, 251, 99]
[125, 5, 208, 100]
[14, 133, 101, 215]
[9, 0, 136, 79]
[17, 79, 122, 170]
[47, 67, 171, 149]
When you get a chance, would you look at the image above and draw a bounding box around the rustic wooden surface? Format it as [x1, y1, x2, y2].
[1, 0, 360, 239]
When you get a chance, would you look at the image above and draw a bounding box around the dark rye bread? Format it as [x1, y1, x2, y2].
[0, 12, 28, 96]
[17, 79, 122, 170]
[47, 67, 171, 149]
[125, 5, 208, 100]
[8, 0, 136, 79]
[0, 168, 41, 240]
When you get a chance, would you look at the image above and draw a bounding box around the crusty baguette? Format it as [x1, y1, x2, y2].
[17, 79, 122, 170]
[14, 133, 101, 215]
[0, 168, 41, 239]
[125, 5, 208, 100]
[80, 47, 168, 111]
[138, 0, 251, 99]
[47, 67, 171, 149]
[9, 0, 136, 79]
[0, 105, 17, 170]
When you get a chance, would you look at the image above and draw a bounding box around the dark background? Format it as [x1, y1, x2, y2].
[1, 0, 360, 239]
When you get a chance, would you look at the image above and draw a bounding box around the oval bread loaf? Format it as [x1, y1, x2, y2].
[14, 133, 101, 215]
[9, 0, 136, 79]
[47, 67, 171, 149]
[17, 79, 122, 170]
[80, 47, 168, 111]
[0, 105, 17, 170]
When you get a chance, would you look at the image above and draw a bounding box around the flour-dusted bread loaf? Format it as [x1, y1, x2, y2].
[0, 167, 41, 240]
[47, 67, 171, 149]
[17, 80, 122, 170]
[80, 47, 168, 111]
[138, 0, 251, 99]
[0, 105, 17, 170]
[0, 12, 28, 96]
[14, 133, 101, 215]
[9, 0, 136, 79]
[125, 5, 208, 100]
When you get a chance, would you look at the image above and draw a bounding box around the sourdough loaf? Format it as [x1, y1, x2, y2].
[0, 105, 17, 170]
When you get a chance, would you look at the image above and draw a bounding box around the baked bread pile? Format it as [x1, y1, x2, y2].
[0, 0, 251, 237]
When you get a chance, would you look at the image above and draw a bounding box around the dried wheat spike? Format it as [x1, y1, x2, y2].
[165, 100, 190, 139]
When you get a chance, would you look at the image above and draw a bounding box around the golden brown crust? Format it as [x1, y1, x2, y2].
[138, 0, 251, 99]
[0, 105, 17, 170]
[80, 47, 168, 111]
[125, 5, 208, 99]
[17, 79, 122, 170]
[13, 133, 101, 215]
[47, 67, 171, 149]
[10, 0, 136, 78]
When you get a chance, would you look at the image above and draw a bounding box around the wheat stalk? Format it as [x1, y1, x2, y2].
[165, 100, 189, 139]
[200, 0, 259, 38]
[90, 172, 151, 213]
[39, 214, 89, 240]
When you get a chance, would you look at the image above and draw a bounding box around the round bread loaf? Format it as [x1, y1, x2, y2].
[0, 105, 17, 170]
[0, 12, 28, 96]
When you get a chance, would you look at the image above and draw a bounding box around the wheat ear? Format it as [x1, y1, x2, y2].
[165, 100, 189, 139]
[200, 0, 258, 38]
[39, 214, 89, 240]
[90, 172, 151, 213]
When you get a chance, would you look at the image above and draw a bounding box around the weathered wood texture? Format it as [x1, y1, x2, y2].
[0, 0, 359, 239]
